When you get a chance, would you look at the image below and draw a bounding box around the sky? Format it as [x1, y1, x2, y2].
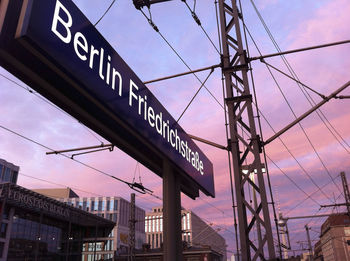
[0, 0, 349, 258]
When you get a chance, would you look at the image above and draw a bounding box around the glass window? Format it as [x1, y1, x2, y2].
[114, 200, 118, 211]
[156, 216, 159, 232]
[11, 171, 18, 184]
[113, 213, 117, 222]
[148, 217, 151, 232]
[160, 216, 163, 232]
[102, 200, 105, 211]
[98, 200, 102, 211]
[0, 164, 3, 179]
[3, 168, 11, 182]
[187, 213, 190, 230]
[109, 199, 114, 211]
[86, 201, 90, 211]
[152, 217, 155, 233]
[94, 200, 98, 211]
[145, 218, 148, 233]
[90, 201, 94, 211]
[0, 223, 7, 238]
[106, 200, 110, 211]
[183, 215, 186, 230]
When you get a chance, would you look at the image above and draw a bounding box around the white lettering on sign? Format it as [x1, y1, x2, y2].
[50, 0, 205, 176]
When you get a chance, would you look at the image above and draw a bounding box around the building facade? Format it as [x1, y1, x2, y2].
[58, 195, 146, 258]
[0, 183, 115, 261]
[145, 207, 226, 260]
[0, 158, 19, 184]
[318, 213, 350, 261]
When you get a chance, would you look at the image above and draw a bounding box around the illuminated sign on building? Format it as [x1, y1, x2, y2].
[0, 0, 214, 197]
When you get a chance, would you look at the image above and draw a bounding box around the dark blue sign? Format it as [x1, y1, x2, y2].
[0, 0, 214, 197]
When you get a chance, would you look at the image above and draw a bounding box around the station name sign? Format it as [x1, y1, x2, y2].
[0, 0, 215, 197]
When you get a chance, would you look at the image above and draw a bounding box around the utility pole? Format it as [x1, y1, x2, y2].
[305, 225, 313, 261]
[217, 1, 275, 260]
[129, 193, 136, 261]
[341, 172, 350, 216]
[132, 0, 276, 259]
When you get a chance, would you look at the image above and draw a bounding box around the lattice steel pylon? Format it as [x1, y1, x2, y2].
[217, 1, 276, 260]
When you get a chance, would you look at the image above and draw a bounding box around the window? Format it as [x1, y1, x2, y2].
[160, 216, 163, 232]
[187, 213, 190, 230]
[152, 217, 155, 233]
[3, 168, 11, 182]
[94, 200, 98, 211]
[160, 234, 162, 244]
[86, 201, 90, 212]
[156, 216, 159, 232]
[183, 215, 186, 230]
[102, 200, 105, 211]
[106, 200, 110, 211]
[0, 164, 3, 180]
[98, 200, 102, 211]
[156, 234, 158, 248]
[110, 199, 114, 211]
[145, 217, 148, 233]
[114, 200, 118, 211]
[0, 223, 7, 238]
[90, 201, 95, 211]
[148, 217, 151, 232]
[11, 171, 18, 184]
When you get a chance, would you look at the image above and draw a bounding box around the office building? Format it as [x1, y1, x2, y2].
[317, 213, 350, 261]
[145, 207, 226, 260]
[0, 182, 115, 261]
[0, 158, 19, 184]
[34, 189, 146, 258]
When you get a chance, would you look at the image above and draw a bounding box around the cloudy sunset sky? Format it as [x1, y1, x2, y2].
[0, 0, 349, 257]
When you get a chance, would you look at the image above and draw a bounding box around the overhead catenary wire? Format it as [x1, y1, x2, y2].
[138, 7, 224, 110]
[242, 6, 344, 197]
[0, 72, 105, 144]
[182, 0, 221, 55]
[0, 123, 160, 199]
[94, 0, 116, 26]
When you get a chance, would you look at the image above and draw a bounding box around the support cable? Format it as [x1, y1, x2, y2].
[94, 0, 116, 26]
[176, 68, 214, 123]
[182, 0, 221, 55]
[266, 155, 321, 207]
[242, 8, 343, 195]
[257, 107, 336, 203]
[220, 70, 240, 258]
[138, 8, 224, 110]
[0, 72, 105, 144]
[19, 172, 103, 197]
[0, 124, 158, 197]
[261, 60, 327, 100]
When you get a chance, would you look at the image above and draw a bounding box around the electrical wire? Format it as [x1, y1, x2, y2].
[176, 68, 214, 123]
[241, 17, 343, 198]
[285, 173, 342, 215]
[19, 172, 103, 197]
[138, 8, 224, 110]
[182, 0, 221, 55]
[94, 0, 116, 26]
[0, 72, 105, 144]
[0, 123, 158, 198]
[249, 0, 345, 195]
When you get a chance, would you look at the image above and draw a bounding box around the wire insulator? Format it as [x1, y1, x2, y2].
[148, 20, 159, 32]
[191, 12, 201, 26]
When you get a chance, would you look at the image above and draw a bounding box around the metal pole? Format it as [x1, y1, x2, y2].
[305, 225, 313, 261]
[218, 0, 276, 259]
[163, 159, 182, 260]
[143, 64, 220, 84]
[129, 193, 136, 261]
[46, 143, 112, 155]
[250, 40, 350, 61]
[264, 80, 350, 145]
[341, 172, 350, 216]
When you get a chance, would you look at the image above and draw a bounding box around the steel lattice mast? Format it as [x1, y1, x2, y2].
[217, 1, 275, 260]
